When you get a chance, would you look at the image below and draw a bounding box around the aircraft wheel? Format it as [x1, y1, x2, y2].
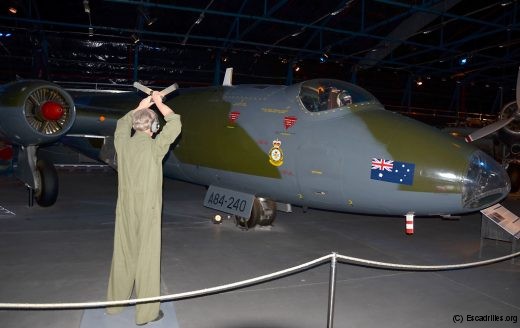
[507, 163, 520, 193]
[235, 213, 258, 229]
[255, 198, 277, 226]
[35, 159, 59, 207]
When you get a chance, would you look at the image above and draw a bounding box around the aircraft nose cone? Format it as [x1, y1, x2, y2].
[462, 150, 510, 209]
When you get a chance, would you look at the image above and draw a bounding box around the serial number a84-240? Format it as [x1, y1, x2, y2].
[203, 185, 255, 217]
[208, 192, 247, 212]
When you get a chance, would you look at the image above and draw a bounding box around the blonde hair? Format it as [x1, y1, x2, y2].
[132, 108, 157, 131]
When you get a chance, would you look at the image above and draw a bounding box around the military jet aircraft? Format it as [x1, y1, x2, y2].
[0, 69, 511, 228]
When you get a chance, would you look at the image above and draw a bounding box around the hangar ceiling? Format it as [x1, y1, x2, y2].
[0, 0, 518, 123]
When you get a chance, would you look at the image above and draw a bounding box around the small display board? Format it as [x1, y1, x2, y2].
[481, 204, 520, 240]
[203, 185, 255, 218]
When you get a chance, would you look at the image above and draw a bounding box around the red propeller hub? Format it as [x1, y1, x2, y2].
[0, 145, 13, 161]
[41, 101, 64, 121]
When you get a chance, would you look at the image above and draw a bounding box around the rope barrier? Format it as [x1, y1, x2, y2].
[337, 250, 520, 271]
[0, 254, 333, 310]
[1, 250, 519, 310]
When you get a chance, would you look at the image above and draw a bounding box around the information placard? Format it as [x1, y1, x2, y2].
[481, 204, 520, 239]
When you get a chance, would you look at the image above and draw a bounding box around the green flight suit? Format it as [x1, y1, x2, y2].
[107, 110, 181, 325]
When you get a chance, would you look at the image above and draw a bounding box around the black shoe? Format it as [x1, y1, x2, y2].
[136, 310, 164, 326]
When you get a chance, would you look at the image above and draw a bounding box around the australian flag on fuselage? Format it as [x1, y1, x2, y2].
[370, 158, 415, 186]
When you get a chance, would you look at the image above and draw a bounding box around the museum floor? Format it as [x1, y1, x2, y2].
[1, 169, 519, 328]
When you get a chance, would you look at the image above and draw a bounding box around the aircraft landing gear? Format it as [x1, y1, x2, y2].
[14, 145, 59, 207]
[34, 159, 58, 207]
[235, 197, 277, 229]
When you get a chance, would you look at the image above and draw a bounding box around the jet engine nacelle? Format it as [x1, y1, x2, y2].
[0, 80, 76, 146]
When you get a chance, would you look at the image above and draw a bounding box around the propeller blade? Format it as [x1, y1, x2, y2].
[465, 116, 515, 142]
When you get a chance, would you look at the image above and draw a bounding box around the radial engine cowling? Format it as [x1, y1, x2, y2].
[0, 80, 76, 146]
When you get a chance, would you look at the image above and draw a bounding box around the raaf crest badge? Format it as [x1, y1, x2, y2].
[268, 139, 284, 166]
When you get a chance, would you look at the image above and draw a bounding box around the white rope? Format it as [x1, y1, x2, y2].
[1, 250, 519, 310]
[337, 250, 520, 271]
[0, 254, 333, 310]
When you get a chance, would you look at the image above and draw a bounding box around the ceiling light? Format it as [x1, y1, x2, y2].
[131, 34, 140, 44]
[319, 53, 329, 63]
[291, 29, 304, 37]
[294, 65, 301, 72]
[83, 0, 90, 13]
[459, 57, 468, 65]
[416, 78, 423, 86]
[8, 6, 17, 14]
[195, 13, 204, 25]
[146, 17, 157, 26]
[139, 7, 157, 26]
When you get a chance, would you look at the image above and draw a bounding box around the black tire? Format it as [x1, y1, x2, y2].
[257, 198, 276, 226]
[235, 198, 277, 228]
[235, 199, 260, 229]
[35, 159, 59, 207]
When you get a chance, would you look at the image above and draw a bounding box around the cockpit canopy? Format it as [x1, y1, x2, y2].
[298, 79, 379, 112]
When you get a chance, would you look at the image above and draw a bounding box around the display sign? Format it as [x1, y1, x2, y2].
[481, 204, 520, 239]
[203, 185, 255, 218]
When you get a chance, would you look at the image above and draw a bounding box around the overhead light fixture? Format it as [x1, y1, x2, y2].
[416, 78, 423, 86]
[294, 65, 301, 72]
[131, 34, 140, 44]
[139, 7, 157, 26]
[146, 16, 157, 26]
[291, 29, 304, 37]
[195, 13, 204, 25]
[330, 0, 354, 16]
[8, 6, 17, 14]
[501, 2, 512, 6]
[319, 53, 329, 63]
[459, 57, 468, 65]
[83, 0, 90, 13]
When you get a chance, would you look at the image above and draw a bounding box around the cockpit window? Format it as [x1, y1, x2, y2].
[298, 79, 377, 112]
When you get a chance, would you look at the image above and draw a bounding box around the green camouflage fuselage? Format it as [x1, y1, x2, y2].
[68, 80, 509, 216]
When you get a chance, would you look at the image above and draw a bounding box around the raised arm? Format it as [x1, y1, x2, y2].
[114, 95, 153, 150]
[151, 92, 181, 159]
[152, 91, 173, 117]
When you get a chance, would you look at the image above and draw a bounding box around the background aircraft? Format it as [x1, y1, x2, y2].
[0, 69, 512, 228]
[446, 67, 520, 192]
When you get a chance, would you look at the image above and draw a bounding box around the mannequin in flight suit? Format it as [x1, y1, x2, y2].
[106, 91, 182, 325]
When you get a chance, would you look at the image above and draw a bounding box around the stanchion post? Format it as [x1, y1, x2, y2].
[28, 187, 33, 207]
[327, 252, 338, 328]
